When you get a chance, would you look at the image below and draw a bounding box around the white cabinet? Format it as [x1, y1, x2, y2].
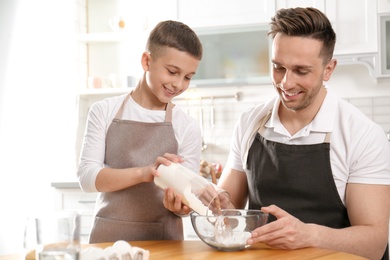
[177, 0, 276, 28]
[53, 186, 98, 243]
[327, 0, 377, 55]
[275, 0, 380, 77]
[378, 14, 390, 77]
[276, 0, 377, 55]
[192, 25, 272, 87]
[378, 0, 390, 14]
[275, 0, 326, 12]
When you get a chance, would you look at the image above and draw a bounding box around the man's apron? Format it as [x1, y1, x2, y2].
[89, 94, 183, 243]
[246, 109, 389, 260]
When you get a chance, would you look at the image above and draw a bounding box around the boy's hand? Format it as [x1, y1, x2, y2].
[163, 187, 192, 216]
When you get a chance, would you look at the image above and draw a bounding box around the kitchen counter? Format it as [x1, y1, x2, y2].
[2, 240, 368, 260]
[51, 181, 80, 189]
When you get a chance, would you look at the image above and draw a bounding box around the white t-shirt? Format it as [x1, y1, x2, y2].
[226, 89, 390, 205]
[77, 93, 202, 192]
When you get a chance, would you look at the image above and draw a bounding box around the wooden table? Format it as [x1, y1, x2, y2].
[1, 240, 368, 260]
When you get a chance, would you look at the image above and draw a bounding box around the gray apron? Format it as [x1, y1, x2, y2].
[246, 109, 389, 260]
[89, 93, 183, 243]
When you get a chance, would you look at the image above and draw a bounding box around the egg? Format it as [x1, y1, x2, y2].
[113, 240, 132, 256]
[104, 246, 119, 259]
[80, 247, 105, 260]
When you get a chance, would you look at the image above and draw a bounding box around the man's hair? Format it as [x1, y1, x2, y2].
[146, 20, 203, 60]
[268, 7, 336, 64]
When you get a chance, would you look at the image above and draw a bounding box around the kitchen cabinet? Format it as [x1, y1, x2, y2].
[52, 184, 98, 243]
[327, 0, 377, 55]
[52, 183, 198, 242]
[177, 0, 276, 28]
[275, 0, 327, 12]
[275, 0, 380, 77]
[276, 0, 377, 55]
[192, 25, 272, 87]
[378, 0, 390, 14]
[379, 14, 390, 77]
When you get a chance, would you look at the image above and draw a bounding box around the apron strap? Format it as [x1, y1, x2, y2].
[323, 132, 331, 143]
[258, 107, 273, 136]
[243, 107, 273, 166]
[114, 93, 131, 119]
[165, 102, 174, 123]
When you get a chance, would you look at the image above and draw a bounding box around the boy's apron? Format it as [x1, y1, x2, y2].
[246, 108, 389, 260]
[89, 93, 183, 243]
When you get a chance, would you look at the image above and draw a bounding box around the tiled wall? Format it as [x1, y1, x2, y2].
[346, 96, 390, 133]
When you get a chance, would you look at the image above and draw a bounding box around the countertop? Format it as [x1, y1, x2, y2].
[2, 240, 368, 260]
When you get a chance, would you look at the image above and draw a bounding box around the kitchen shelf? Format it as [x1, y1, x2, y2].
[78, 87, 132, 96]
[77, 31, 139, 43]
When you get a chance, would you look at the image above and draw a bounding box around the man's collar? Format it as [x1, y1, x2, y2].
[266, 88, 336, 133]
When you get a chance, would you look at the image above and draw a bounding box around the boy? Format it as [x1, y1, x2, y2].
[77, 20, 203, 243]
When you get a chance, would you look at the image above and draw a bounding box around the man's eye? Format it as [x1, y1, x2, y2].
[296, 70, 309, 75]
[273, 65, 285, 71]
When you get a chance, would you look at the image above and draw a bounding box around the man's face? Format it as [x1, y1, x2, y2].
[271, 33, 334, 112]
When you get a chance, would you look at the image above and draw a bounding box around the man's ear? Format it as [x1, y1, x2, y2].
[141, 52, 151, 71]
[323, 58, 337, 82]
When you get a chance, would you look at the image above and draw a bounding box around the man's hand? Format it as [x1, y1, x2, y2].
[247, 204, 315, 249]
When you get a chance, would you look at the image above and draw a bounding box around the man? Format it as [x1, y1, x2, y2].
[216, 7, 390, 260]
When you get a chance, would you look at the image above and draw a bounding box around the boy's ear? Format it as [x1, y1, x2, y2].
[141, 52, 151, 71]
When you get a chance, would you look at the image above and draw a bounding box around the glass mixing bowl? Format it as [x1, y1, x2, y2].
[190, 209, 269, 252]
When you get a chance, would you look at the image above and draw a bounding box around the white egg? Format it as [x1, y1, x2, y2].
[104, 246, 120, 259]
[113, 240, 132, 254]
[80, 247, 106, 260]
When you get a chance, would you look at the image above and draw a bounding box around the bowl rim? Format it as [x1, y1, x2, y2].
[190, 208, 269, 217]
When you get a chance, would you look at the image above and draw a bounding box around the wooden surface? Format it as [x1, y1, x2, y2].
[1, 240, 368, 260]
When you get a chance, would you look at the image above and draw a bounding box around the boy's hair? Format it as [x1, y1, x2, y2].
[146, 20, 203, 60]
[268, 7, 336, 64]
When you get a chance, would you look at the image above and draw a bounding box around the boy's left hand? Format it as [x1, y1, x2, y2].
[163, 187, 192, 215]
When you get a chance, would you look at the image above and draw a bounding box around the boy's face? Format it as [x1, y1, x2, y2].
[143, 47, 200, 104]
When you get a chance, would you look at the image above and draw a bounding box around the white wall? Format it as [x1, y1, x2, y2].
[0, 0, 78, 255]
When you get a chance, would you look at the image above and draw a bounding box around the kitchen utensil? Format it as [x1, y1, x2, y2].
[87, 76, 102, 89]
[24, 211, 81, 260]
[199, 100, 207, 151]
[108, 16, 126, 31]
[209, 97, 215, 141]
[190, 209, 269, 252]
